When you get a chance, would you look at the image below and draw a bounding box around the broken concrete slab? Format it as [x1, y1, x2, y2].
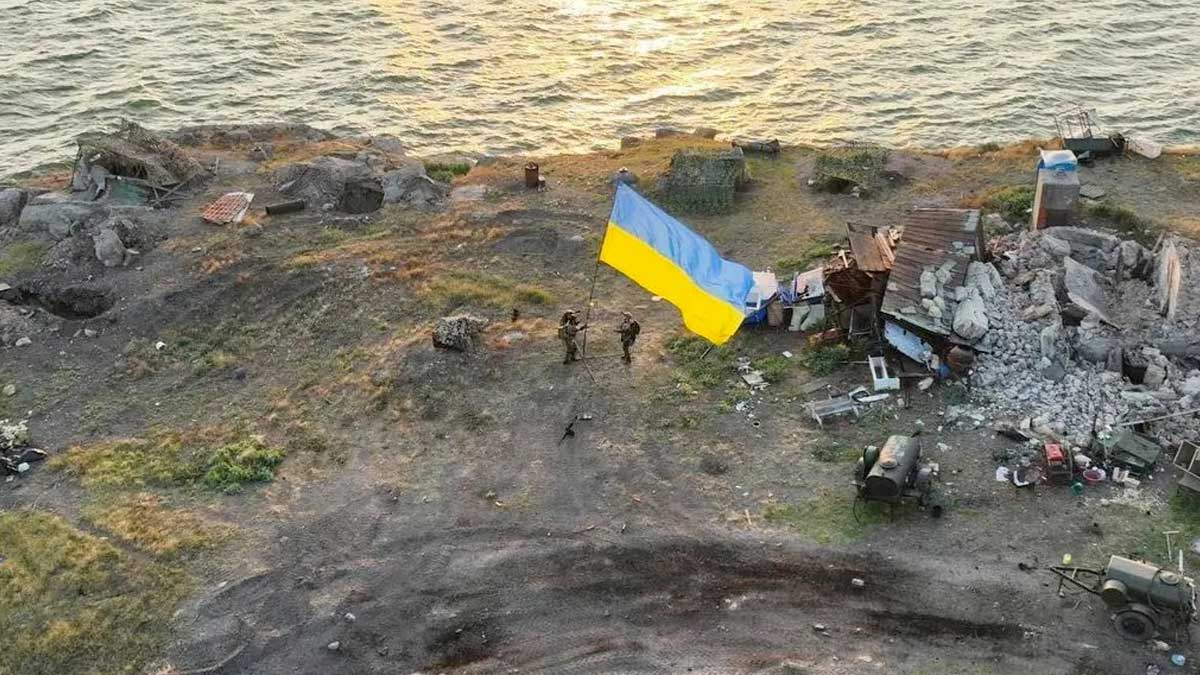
[1049, 226, 1121, 254]
[1063, 256, 1117, 327]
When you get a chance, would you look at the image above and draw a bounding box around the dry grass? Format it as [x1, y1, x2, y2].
[0, 510, 187, 675]
[82, 494, 229, 557]
[936, 138, 1058, 161]
[254, 139, 371, 172]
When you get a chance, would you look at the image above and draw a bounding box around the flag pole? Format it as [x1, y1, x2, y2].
[580, 229, 604, 360]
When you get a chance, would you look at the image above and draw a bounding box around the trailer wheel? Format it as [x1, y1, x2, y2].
[1112, 604, 1157, 640]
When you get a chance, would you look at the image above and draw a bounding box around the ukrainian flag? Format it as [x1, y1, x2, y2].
[600, 184, 753, 345]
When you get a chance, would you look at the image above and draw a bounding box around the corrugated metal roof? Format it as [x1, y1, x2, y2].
[845, 222, 896, 273]
[879, 208, 982, 337]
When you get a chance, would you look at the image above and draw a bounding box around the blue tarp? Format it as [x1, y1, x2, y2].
[1036, 149, 1078, 172]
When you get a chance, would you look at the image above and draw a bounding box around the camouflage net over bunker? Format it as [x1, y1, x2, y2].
[662, 147, 748, 214]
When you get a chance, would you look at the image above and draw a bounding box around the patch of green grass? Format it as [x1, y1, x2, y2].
[0, 240, 47, 276]
[0, 510, 188, 675]
[797, 344, 850, 376]
[983, 184, 1034, 225]
[425, 161, 471, 184]
[423, 271, 554, 312]
[810, 440, 860, 463]
[775, 238, 837, 276]
[50, 429, 285, 494]
[761, 491, 886, 544]
[752, 355, 793, 383]
[666, 334, 735, 388]
[1113, 492, 1200, 565]
[1086, 200, 1159, 241]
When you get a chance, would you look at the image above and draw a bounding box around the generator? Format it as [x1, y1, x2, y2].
[852, 435, 942, 518]
[1051, 555, 1197, 640]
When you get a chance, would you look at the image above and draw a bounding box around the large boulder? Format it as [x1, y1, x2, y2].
[1039, 234, 1071, 258]
[432, 315, 488, 352]
[952, 287, 989, 340]
[1076, 336, 1115, 363]
[274, 156, 379, 212]
[0, 188, 27, 227]
[92, 227, 127, 268]
[382, 165, 448, 208]
[16, 197, 111, 240]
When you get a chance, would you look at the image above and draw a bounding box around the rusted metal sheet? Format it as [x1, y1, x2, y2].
[878, 208, 983, 337]
[201, 192, 254, 225]
[845, 222, 896, 273]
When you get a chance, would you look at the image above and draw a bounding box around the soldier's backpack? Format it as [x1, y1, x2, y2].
[627, 320, 641, 341]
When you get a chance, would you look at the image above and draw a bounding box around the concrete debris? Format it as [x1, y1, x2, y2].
[952, 287, 988, 340]
[963, 223, 1200, 446]
[432, 315, 488, 352]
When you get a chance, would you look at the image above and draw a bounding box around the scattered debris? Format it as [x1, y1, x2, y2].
[1, 419, 47, 476]
[201, 192, 254, 225]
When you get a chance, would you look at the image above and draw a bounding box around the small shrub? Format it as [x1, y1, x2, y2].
[983, 185, 1034, 225]
[798, 344, 850, 376]
[776, 239, 837, 275]
[1087, 200, 1159, 241]
[514, 285, 551, 305]
[976, 141, 1001, 153]
[201, 439, 285, 493]
[666, 334, 734, 388]
[425, 162, 471, 184]
[699, 455, 729, 476]
[752, 355, 792, 383]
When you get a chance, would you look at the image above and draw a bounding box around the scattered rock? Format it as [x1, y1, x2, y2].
[692, 127, 719, 139]
[14, 337, 31, 347]
[619, 136, 642, 149]
[965, 261, 999, 299]
[83, 328, 98, 338]
[1144, 363, 1167, 388]
[2, 384, 14, 397]
[1076, 336, 1114, 364]
[326, 641, 341, 652]
[1039, 234, 1071, 258]
[919, 268, 937, 298]
[381, 165, 448, 209]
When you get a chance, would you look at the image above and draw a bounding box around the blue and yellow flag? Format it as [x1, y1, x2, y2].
[600, 184, 753, 345]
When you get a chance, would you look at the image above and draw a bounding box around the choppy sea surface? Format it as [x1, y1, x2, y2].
[2, 0, 1198, 174]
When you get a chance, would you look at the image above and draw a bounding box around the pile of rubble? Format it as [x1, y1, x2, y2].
[2, 419, 46, 478]
[964, 225, 1199, 446]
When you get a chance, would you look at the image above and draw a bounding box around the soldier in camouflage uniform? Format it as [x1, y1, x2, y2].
[615, 311, 641, 363]
[558, 310, 588, 364]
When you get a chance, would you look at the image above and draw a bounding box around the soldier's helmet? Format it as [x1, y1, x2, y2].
[622, 311, 632, 318]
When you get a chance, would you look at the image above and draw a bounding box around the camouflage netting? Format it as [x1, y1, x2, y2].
[74, 121, 206, 187]
[811, 146, 889, 194]
[273, 157, 379, 212]
[662, 147, 748, 214]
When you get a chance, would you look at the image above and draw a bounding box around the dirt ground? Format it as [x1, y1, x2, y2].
[2, 132, 1200, 675]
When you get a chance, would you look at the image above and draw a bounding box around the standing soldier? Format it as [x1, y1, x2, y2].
[615, 311, 640, 363]
[558, 310, 588, 364]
